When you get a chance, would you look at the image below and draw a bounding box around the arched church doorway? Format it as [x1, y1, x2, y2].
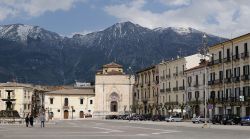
[64, 110, 69, 119]
[110, 101, 118, 112]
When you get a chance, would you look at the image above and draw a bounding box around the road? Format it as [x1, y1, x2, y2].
[0, 120, 249, 139]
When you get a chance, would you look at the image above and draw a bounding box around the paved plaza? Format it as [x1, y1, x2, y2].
[0, 120, 249, 139]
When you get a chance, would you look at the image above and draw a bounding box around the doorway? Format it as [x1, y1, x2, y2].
[80, 111, 84, 118]
[64, 110, 69, 119]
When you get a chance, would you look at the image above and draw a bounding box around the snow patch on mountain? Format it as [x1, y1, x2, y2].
[17, 25, 37, 41]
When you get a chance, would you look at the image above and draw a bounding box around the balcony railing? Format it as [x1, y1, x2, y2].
[160, 76, 165, 80]
[224, 78, 231, 83]
[173, 87, 178, 91]
[241, 75, 250, 81]
[63, 105, 69, 109]
[160, 89, 165, 93]
[214, 79, 222, 85]
[241, 52, 249, 59]
[223, 57, 231, 63]
[233, 54, 240, 61]
[193, 84, 199, 88]
[208, 80, 214, 85]
[179, 86, 185, 90]
[166, 74, 171, 79]
[173, 73, 178, 77]
[232, 76, 240, 83]
[166, 88, 171, 92]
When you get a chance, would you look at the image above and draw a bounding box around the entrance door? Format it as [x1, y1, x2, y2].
[80, 111, 84, 118]
[64, 110, 69, 119]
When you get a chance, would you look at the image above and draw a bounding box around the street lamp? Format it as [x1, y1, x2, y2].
[71, 106, 74, 119]
[199, 34, 210, 128]
[127, 66, 133, 122]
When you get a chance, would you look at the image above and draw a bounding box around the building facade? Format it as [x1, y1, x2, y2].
[185, 60, 207, 118]
[158, 54, 203, 117]
[0, 82, 46, 118]
[44, 87, 95, 120]
[93, 62, 134, 118]
[134, 65, 159, 115]
[208, 33, 250, 117]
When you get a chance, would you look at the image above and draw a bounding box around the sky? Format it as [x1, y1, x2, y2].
[0, 0, 249, 38]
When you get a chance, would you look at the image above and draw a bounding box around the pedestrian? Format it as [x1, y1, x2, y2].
[25, 114, 29, 127]
[29, 115, 34, 127]
[40, 113, 45, 128]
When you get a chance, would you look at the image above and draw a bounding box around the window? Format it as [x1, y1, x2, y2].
[0, 90, 1, 98]
[219, 71, 223, 80]
[195, 91, 199, 99]
[203, 73, 205, 85]
[176, 95, 178, 102]
[90, 100, 93, 104]
[195, 75, 198, 85]
[235, 46, 239, 57]
[219, 51, 222, 61]
[226, 49, 230, 58]
[226, 69, 232, 78]
[80, 99, 83, 104]
[234, 67, 240, 77]
[188, 92, 192, 100]
[243, 65, 250, 75]
[244, 43, 248, 53]
[64, 98, 68, 106]
[24, 104, 27, 110]
[188, 76, 192, 87]
[50, 98, 53, 104]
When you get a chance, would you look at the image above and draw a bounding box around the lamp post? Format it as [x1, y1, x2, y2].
[71, 106, 74, 120]
[128, 66, 133, 122]
[199, 34, 210, 128]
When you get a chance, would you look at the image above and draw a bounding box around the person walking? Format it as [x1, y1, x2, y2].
[40, 113, 45, 128]
[29, 115, 34, 127]
[25, 114, 29, 127]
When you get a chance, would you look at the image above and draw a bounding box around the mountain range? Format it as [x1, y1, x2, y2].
[0, 21, 226, 85]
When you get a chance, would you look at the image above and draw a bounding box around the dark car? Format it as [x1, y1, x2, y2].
[221, 115, 241, 125]
[151, 115, 165, 121]
[241, 116, 250, 126]
[212, 115, 223, 124]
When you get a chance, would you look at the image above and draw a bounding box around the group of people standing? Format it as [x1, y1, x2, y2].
[25, 112, 46, 128]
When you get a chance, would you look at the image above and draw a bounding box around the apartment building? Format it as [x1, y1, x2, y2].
[158, 54, 203, 116]
[134, 65, 159, 115]
[185, 60, 207, 118]
[208, 33, 250, 117]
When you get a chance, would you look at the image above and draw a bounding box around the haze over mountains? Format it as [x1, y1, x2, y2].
[0, 21, 226, 85]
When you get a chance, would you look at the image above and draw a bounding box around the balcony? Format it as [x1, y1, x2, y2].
[166, 88, 171, 92]
[142, 98, 148, 103]
[193, 84, 199, 88]
[173, 87, 178, 91]
[241, 52, 249, 59]
[233, 54, 240, 61]
[160, 76, 165, 80]
[232, 76, 240, 83]
[208, 59, 222, 66]
[147, 82, 151, 86]
[160, 89, 165, 93]
[224, 78, 231, 84]
[208, 80, 214, 85]
[241, 75, 250, 81]
[223, 57, 231, 63]
[214, 79, 222, 85]
[166, 74, 171, 79]
[173, 73, 178, 77]
[179, 86, 185, 90]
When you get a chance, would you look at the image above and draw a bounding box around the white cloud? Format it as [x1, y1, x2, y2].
[0, 0, 85, 18]
[105, 0, 250, 38]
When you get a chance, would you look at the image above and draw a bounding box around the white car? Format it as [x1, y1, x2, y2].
[192, 116, 209, 123]
[165, 116, 183, 122]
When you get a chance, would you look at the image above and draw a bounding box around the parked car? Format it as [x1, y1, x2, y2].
[151, 115, 165, 121]
[192, 116, 206, 123]
[221, 115, 241, 125]
[241, 116, 250, 126]
[212, 115, 223, 124]
[105, 115, 118, 119]
[165, 116, 183, 122]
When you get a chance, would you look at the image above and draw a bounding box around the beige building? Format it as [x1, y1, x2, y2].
[208, 33, 250, 117]
[185, 60, 207, 118]
[93, 62, 134, 118]
[0, 82, 46, 118]
[134, 65, 159, 115]
[158, 54, 203, 116]
[44, 87, 95, 120]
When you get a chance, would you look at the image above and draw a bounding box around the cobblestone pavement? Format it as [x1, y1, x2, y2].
[0, 120, 249, 139]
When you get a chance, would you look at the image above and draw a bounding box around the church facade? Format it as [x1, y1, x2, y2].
[93, 62, 134, 118]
